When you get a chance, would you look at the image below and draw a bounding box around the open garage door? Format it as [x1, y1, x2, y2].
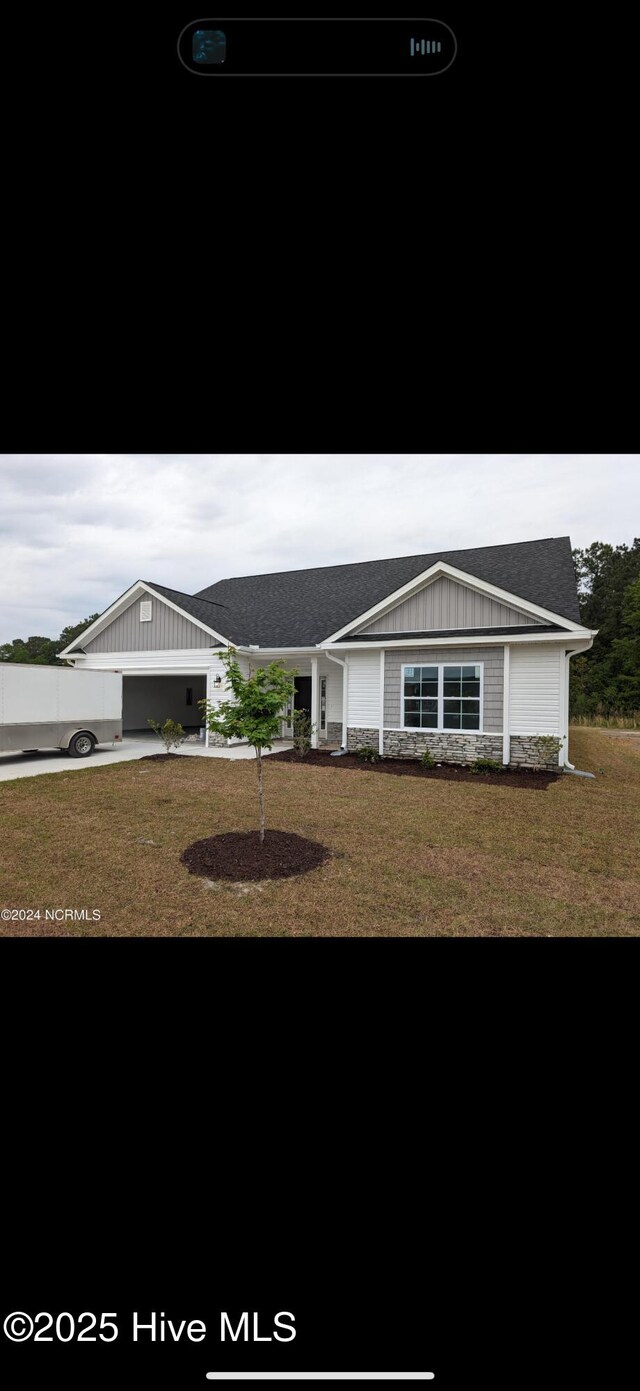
[122, 675, 207, 734]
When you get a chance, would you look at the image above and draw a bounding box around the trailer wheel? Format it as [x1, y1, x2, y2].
[68, 732, 95, 758]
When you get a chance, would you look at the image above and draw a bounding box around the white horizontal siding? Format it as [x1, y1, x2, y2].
[71, 649, 219, 672]
[347, 651, 380, 728]
[509, 645, 562, 734]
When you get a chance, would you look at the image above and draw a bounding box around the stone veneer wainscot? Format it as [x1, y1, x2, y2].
[509, 734, 561, 771]
[383, 731, 504, 762]
[347, 728, 381, 752]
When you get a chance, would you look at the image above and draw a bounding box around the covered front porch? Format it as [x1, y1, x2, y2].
[213, 650, 345, 751]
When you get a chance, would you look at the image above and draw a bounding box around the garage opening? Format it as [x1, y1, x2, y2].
[122, 675, 207, 734]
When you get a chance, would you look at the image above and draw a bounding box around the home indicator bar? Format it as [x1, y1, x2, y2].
[205, 1377, 436, 1384]
[177, 19, 457, 76]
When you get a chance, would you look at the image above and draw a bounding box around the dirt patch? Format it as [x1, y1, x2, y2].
[180, 829, 331, 881]
[268, 749, 559, 789]
[141, 753, 183, 761]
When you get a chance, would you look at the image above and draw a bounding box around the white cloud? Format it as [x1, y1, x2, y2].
[0, 453, 638, 641]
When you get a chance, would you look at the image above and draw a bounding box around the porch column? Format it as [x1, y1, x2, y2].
[205, 668, 212, 748]
[310, 657, 319, 749]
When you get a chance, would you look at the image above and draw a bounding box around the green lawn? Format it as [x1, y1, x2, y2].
[1, 728, 639, 936]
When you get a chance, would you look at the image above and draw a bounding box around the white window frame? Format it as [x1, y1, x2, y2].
[401, 661, 484, 734]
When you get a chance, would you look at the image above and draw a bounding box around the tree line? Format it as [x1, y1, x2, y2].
[0, 615, 99, 665]
[571, 539, 640, 716]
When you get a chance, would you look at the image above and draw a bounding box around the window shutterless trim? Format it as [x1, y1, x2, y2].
[401, 662, 484, 733]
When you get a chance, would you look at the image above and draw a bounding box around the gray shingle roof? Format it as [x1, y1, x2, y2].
[143, 582, 226, 639]
[187, 537, 580, 646]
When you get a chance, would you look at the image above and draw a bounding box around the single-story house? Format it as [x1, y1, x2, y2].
[58, 537, 596, 769]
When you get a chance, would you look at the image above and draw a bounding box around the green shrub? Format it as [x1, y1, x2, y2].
[470, 758, 505, 774]
[420, 749, 435, 768]
[356, 745, 380, 763]
[147, 717, 186, 753]
[291, 708, 314, 757]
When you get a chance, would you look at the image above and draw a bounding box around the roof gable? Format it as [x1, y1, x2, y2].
[59, 581, 227, 656]
[356, 573, 539, 635]
[196, 536, 583, 645]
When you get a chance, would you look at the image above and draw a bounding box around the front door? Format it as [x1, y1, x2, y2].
[283, 675, 312, 736]
[294, 676, 312, 715]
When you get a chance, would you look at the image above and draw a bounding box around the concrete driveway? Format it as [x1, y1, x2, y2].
[0, 735, 293, 782]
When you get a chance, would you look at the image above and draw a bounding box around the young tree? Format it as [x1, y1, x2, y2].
[201, 648, 296, 844]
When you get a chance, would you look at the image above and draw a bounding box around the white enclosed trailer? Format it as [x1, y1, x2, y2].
[0, 664, 123, 757]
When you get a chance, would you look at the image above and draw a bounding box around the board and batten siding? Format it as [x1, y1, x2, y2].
[508, 645, 562, 734]
[358, 576, 537, 634]
[84, 597, 215, 652]
[347, 650, 381, 727]
[383, 646, 504, 732]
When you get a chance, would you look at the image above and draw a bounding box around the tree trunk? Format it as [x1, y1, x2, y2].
[256, 747, 265, 845]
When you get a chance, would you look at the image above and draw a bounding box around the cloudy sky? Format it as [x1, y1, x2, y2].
[1, 454, 638, 642]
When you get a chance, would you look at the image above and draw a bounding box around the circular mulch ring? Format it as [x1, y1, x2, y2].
[180, 829, 331, 882]
[141, 753, 184, 760]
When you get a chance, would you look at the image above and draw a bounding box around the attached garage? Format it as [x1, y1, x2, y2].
[122, 674, 207, 734]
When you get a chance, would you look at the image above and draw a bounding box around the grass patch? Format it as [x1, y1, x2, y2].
[571, 711, 640, 729]
[0, 729, 639, 936]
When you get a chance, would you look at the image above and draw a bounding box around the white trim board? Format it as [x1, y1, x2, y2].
[346, 727, 505, 736]
[502, 643, 511, 765]
[322, 560, 590, 642]
[322, 633, 596, 650]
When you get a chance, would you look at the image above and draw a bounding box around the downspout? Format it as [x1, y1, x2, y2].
[564, 640, 594, 770]
[310, 655, 319, 750]
[325, 650, 349, 754]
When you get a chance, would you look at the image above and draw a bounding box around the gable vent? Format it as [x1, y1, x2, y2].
[140, 600, 152, 622]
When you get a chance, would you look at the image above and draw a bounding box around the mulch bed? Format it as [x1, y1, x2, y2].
[268, 749, 559, 789]
[141, 753, 184, 761]
[180, 829, 331, 881]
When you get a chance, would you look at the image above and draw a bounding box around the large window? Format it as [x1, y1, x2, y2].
[403, 663, 482, 731]
[403, 665, 438, 728]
